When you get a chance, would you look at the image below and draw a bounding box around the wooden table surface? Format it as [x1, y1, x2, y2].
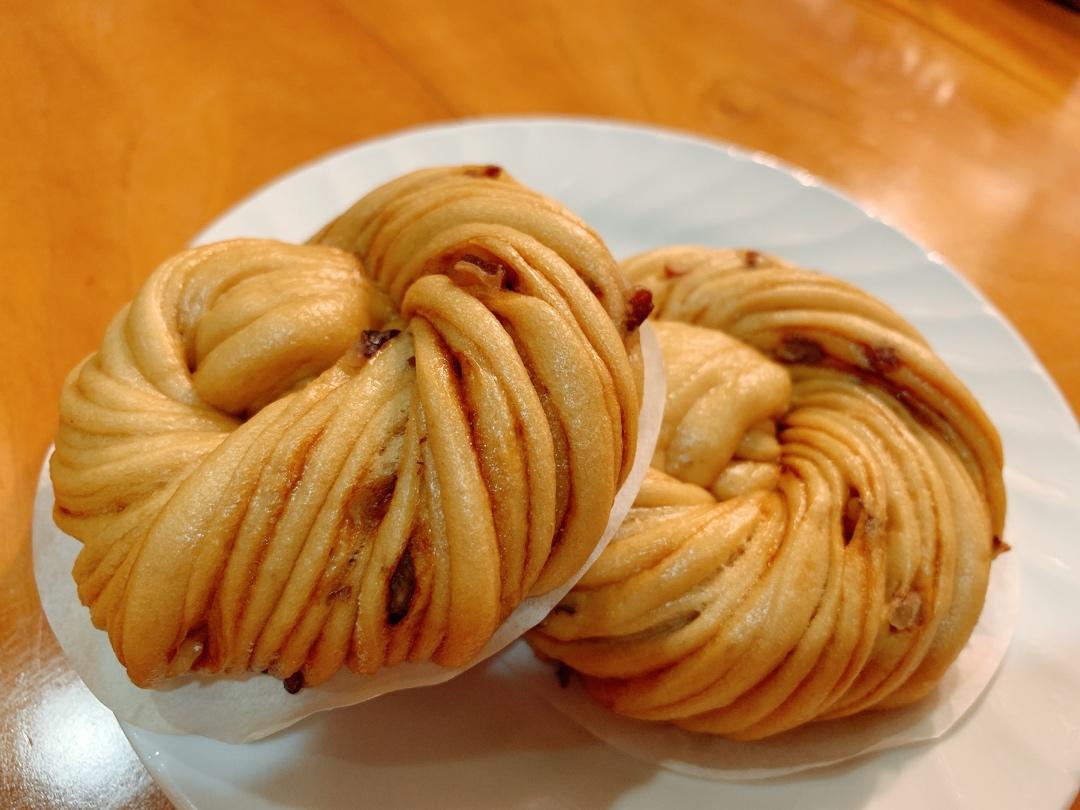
[2, 1, 1078, 807]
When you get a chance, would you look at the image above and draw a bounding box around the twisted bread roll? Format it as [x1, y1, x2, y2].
[529, 247, 1005, 739]
[51, 166, 648, 689]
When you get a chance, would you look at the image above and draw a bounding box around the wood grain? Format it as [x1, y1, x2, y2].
[2, 1, 1077, 806]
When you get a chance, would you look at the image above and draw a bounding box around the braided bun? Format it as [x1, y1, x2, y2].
[52, 166, 646, 688]
[529, 247, 1004, 739]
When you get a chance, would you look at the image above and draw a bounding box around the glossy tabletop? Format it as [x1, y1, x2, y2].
[2, 2, 1078, 807]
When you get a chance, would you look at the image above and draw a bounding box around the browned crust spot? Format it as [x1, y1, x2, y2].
[387, 545, 416, 626]
[889, 592, 923, 632]
[842, 487, 862, 546]
[465, 164, 503, 179]
[775, 336, 824, 365]
[283, 670, 305, 694]
[625, 286, 654, 333]
[459, 252, 506, 276]
[345, 474, 398, 534]
[326, 585, 353, 603]
[446, 249, 519, 292]
[866, 344, 901, 374]
[774, 331, 952, 435]
[360, 329, 401, 358]
[584, 277, 606, 302]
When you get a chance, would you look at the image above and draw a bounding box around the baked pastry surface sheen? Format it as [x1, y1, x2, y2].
[528, 247, 1005, 740]
[51, 166, 644, 688]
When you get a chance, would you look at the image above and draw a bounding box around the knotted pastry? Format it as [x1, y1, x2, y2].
[528, 247, 1006, 739]
[51, 165, 649, 689]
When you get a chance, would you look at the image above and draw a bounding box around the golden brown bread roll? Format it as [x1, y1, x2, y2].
[528, 246, 1006, 740]
[51, 165, 648, 689]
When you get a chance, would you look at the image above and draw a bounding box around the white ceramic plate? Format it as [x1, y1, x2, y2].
[121, 117, 1080, 809]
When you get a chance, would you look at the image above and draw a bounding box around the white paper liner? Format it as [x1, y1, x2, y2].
[499, 545, 1019, 781]
[32, 322, 666, 744]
